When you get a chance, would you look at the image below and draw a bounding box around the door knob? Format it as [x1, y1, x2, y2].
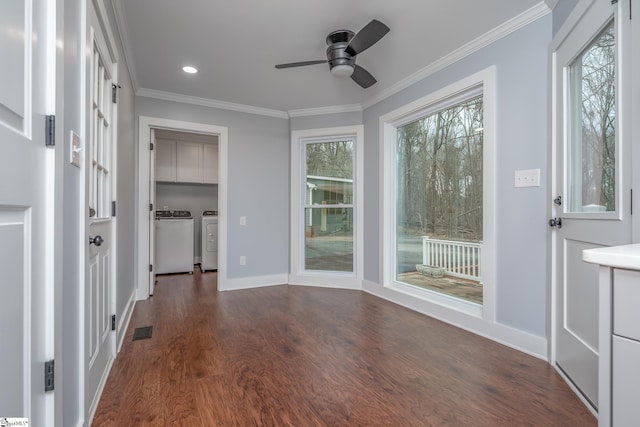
[89, 235, 104, 246]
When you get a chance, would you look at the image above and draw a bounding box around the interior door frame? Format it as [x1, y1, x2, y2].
[548, 0, 632, 414]
[136, 117, 228, 299]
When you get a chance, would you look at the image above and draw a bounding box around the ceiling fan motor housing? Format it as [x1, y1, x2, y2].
[326, 30, 356, 72]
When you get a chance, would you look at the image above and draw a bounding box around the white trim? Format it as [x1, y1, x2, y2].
[290, 125, 364, 286]
[137, 117, 229, 299]
[86, 357, 114, 426]
[219, 274, 289, 291]
[362, 2, 550, 109]
[289, 273, 362, 290]
[92, 0, 118, 63]
[288, 104, 362, 118]
[362, 280, 548, 359]
[137, 88, 289, 119]
[116, 289, 136, 352]
[379, 66, 497, 328]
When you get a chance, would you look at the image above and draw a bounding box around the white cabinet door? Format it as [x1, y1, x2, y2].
[612, 335, 640, 426]
[203, 143, 218, 183]
[155, 138, 176, 182]
[177, 141, 202, 182]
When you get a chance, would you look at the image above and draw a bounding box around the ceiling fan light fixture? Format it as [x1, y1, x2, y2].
[330, 64, 354, 77]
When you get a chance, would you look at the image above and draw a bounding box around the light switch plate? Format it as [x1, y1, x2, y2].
[514, 169, 540, 187]
[70, 131, 81, 167]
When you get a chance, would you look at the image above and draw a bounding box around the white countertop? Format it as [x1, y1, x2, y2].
[583, 243, 640, 270]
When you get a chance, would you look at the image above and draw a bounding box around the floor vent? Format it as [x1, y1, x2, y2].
[133, 326, 153, 341]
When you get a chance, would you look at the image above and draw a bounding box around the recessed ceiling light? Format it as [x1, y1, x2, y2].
[182, 66, 198, 74]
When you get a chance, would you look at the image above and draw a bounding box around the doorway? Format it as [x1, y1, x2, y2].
[137, 117, 229, 299]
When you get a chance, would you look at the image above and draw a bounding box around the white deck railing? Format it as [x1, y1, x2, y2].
[421, 236, 482, 281]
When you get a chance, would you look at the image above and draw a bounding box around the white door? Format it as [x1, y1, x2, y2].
[552, 0, 631, 410]
[84, 11, 117, 419]
[150, 129, 156, 295]
[0, 0, 54, 424]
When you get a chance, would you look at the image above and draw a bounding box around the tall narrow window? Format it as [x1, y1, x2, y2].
[395, 93, 484, 305]
[290, 125, 363, 287]
[304, 138, 354, 272]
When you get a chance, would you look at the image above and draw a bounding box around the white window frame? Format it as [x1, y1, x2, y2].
[290, 125, 364, 289]
[380, 67, 496, 321]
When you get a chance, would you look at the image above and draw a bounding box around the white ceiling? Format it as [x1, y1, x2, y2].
[112, 0, 549, 115]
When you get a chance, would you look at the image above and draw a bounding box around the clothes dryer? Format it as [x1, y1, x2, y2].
[201, 210, 218, 272]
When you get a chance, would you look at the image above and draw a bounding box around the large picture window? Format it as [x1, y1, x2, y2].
[381, 68, 495, 317]
[396, 96, 483, 304]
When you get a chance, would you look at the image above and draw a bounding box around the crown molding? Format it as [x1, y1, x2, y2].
[136, 88, 289, 119]
[287, 104, 362, 118]
[361, 1, 551, 109]
[111, 0, 139, 91]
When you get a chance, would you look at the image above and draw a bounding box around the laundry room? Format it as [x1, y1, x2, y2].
[154, 129, 219, 274]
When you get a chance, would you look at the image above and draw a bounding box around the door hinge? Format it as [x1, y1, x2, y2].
[150, 142, 154, 150]
[631, 189, 633, 215]
[150, 203, 153, 212]
[45, 115, 55, 146]
[112, 83, 121, 103]
[112, 201, 117, 217]
[549, 218, 562, 228]
[111, 314, 116, 331]
[149, 264, 153, 272]
[44, 360, 55, 391]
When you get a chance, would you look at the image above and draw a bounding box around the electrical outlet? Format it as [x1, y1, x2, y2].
[240, 216, 247, 226]
[240, 256, 246, 266]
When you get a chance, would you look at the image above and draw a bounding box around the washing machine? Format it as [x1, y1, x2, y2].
[155, 210, 194, 274]
[201, 210, 218, 272]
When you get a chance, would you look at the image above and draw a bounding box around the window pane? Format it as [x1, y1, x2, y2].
[305, 139, 354, 207]
[395, 96, 483, 305]
[304, 207, 353, 272]
[568, 21, 615, 213]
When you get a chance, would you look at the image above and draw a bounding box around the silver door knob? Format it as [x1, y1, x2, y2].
[89, 235, 104, 246]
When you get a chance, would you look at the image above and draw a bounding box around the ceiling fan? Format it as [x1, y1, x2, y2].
[275, 19, 390, 89]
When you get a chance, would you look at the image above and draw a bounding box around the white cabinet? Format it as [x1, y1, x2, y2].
[155, 139, 218, 184]
[155, 138, 176, 182]
[202, 143, 218, 184]
[176, 141, 203, 182]
[583, 245, 640, 427]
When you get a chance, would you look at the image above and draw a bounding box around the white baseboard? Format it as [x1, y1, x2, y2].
[219, 274, 289, 291]
[116, 289, 136, 352]
[362, 279, 548, 360]
[288, 274, 362, 290]
[86, 357, 114, 427]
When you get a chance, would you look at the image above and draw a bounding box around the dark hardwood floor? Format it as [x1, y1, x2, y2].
[92, 268, 596, 426]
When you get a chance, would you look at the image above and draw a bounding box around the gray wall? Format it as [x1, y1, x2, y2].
[362, 15, 552, 337]
[136, 98, 290, 279]
[156, 183, 218, 260]
[553, 0, 580, 35]
[107, 0, 137, 344]
[290, 111, 363, 131]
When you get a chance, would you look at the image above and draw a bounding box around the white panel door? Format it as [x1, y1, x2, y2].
[552, 0, 631, 410]
[0, 0, 53, 424]
[85, 8, 117, 420]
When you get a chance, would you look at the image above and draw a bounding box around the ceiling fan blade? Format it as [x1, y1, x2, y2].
[345, 19, 390, 57]
[351, 64, 377, 88]
[275, 60, 327, 69]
